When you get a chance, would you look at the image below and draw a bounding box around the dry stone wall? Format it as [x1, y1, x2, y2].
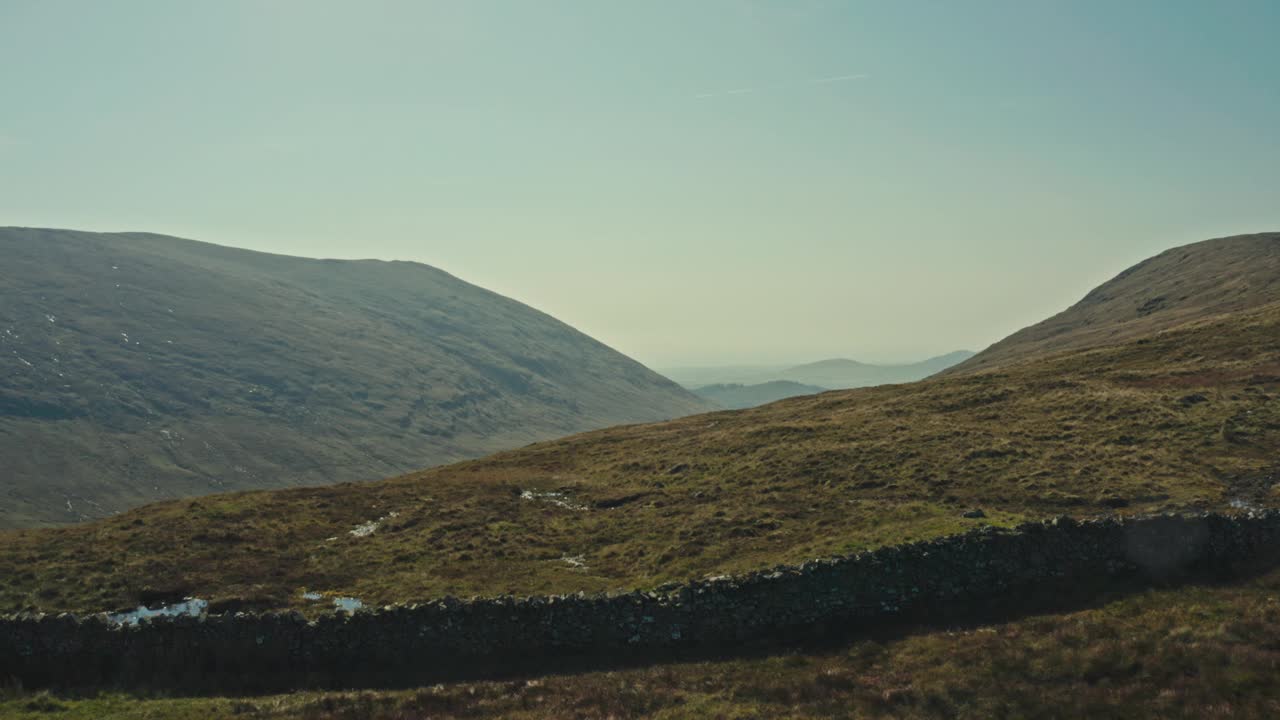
[4, 512, 1279, 691]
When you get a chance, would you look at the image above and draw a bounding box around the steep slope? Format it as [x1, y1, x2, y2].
[3, 292, 1275, 614]
[693, 380, 828, 409]
[946, 232, 1280, 375]
[0, 227, 709, 527]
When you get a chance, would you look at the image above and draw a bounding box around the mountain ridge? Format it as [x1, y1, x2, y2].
[945, 232, 1280, 375]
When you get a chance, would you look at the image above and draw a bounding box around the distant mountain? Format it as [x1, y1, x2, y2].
[946, 232, 1280, 376]
[8, 232, 1278, 616]
[778, 351, 976, 388]
[0, 227, 711, 527]
[663, 351, 974, 391]
[693, 380, 827, 409]
[659, 365, 790, 388]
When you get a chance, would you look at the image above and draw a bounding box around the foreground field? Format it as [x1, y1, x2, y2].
[6, 564, 1280, 719]
[2, 301, 1277, 616]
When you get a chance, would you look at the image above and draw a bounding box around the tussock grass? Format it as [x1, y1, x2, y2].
[2, 302, 1277, 615]
[7, 565, 1280, 718]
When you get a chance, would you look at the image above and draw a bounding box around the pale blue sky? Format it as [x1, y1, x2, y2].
[2, 1, 1277, 366]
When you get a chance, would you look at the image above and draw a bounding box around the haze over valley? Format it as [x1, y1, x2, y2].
[670, 352, 977, 408]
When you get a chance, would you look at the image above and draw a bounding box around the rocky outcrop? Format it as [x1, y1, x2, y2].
[4, 512, 1278, 691]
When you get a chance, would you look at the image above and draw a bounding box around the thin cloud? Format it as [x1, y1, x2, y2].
[808, 73, 869, 84]
[694, 72, 867, 100]
[694, 87, 761, 99]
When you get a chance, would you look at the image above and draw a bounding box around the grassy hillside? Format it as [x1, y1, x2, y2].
[947, 232, 1280, 376]
[7, 566, 1280, 718]
[0, 228, 709, 528]
[2, 233, 1279, 718]
[3, 295, 1275, 615]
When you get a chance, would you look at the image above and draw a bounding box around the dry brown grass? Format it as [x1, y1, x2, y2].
[2, 300, 1277, 616]
[8, 565, 1280, 718]
[945, 231, 1280, 375]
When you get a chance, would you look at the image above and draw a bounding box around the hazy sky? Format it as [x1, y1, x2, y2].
[2, 1, 1278, 367]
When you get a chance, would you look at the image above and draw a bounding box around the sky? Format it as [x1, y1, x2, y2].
[2, 1, 1278, 368]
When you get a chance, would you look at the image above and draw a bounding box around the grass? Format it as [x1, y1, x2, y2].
[2, 300, 1276, 616]
[945, 231, 1280, 375]
[6, 564, 1280, 718]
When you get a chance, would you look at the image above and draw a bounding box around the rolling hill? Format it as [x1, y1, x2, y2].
[692, 380, 828, 409]
[2, 232, 1276, 616]
[778, 351, 975, 388]
[663, 351, 975, 390]
[0, 227, 710, 528]
[946, 232, 1280, 375]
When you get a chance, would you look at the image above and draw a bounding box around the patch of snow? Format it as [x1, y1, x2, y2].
[1230, 498, 1262, 512]
[349, 511, 399, 538]
[301, 591, 323, 601]
[45, 315, 55, 323]
[561, 554, 587, 569]
[520, 490, 588, 511]
[107, 598, 207, 626]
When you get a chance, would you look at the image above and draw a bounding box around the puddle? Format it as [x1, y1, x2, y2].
[301, 591, 364, 612]
[332, 597, 363, 612]
[107, 598, 208, 626]
[520, 490, 588, 511]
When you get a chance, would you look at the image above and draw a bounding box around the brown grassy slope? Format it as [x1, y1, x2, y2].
[8, 566, 1280, 719]
[2, 299, 1277, 616]
[0, 227, 709, 528]
[945, 232, 1280, 376]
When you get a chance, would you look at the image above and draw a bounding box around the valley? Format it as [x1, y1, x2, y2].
[2, 234, 1277, 617]
[2, 233, 1278, 719]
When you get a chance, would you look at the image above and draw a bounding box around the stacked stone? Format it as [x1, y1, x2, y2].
[3, 511, 1278, 691]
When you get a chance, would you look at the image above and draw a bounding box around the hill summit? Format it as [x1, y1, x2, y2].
[947, 232, 1280, 375]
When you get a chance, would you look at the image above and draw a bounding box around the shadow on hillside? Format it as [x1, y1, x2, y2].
[14, 552, 1280, 699]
